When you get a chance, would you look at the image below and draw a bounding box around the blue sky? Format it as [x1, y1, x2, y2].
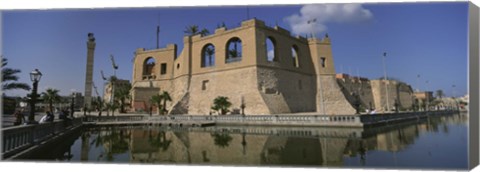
[2, 2, 468, 97]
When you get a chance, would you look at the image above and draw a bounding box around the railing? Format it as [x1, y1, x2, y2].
[80, 110, 460, 127]
[360, 112, 426, 125]
[82, 114, 362, 127]
[146, 114, 363, 127]
[2, 118, 82, 158]
[359, 110, 459, 125]
[83, 115, 146, 122]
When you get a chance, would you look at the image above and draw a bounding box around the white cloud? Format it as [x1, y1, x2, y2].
[285, 4, 373, 36]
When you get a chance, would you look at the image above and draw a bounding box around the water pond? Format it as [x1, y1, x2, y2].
[22, 113, 468, 170]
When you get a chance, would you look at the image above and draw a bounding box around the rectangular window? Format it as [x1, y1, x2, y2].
[320, 57, 326, 68]
[160, 63, 167, 75]
[202, 80, 209, 91]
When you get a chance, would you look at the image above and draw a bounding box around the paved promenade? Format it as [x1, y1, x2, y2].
[1, 113, 45, 128]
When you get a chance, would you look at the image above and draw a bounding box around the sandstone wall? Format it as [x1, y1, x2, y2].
[187, 67, 270, 115]
[317, 75, 356, 115]
[371, 80, 414, 112]
[257, 67, 316, 114]
[336, 77, 375, 110]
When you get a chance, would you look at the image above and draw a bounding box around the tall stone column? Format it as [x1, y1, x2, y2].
[84, 33, 96, 109]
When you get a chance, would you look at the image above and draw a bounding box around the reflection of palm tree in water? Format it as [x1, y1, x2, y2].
[358, 141, 367, 166]
[211, 132, 233, 148]
[90, 129, 130, 161]
[148, 130, 172, 151]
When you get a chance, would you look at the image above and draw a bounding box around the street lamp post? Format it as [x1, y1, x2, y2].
[28, 69, 42, 124]
[452, 84, 458, 110]
[425, 80, 429, 111]
[71, 92, 76, 118]
[416, 74, 420, 92]
[382, 52, 390, 112]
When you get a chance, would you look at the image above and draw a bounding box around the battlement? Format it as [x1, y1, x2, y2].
[187, 18, 308, 43]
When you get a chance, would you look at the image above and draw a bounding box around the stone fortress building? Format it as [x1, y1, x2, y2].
[130, 18, 414, 115]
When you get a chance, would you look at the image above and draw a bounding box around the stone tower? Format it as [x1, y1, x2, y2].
[309, 34, 355, 115]
[84, 33, 96, 109]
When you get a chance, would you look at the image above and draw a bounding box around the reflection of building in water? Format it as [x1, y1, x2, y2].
[127, 129, 354, 166]
[87, 115, 465, 165]
[375, 125, 418, 152]
[129, 130, 269, 164]
[260, 137, 323, 165]
[129, 130, 191, 163]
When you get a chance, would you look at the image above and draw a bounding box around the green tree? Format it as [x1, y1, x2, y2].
[211, 132, 233, 148]
[184, 25, 209, 36]
[199, 28, 210, 36]
[436, 89, 444, 99]
[150, 94, 163, 115]
[91, 96, 104, 116]
[211, 96, 232, 115]
[159, 91, 172, 115]
[114, 83, 131, 113]
[228, 50, 239, 58]
[228, 38, 241, 58]
[184, 25, 200, 36]
[105, 102, 119, 116]
[148, 131, 172, 151]
[41, 88, 61, 113]
[205, 46, 215, 66]
[2, 58, 31, 91]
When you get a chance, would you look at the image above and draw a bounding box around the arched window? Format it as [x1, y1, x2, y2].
[201, 44, 215, 67]
[226, 37, 242, 63]
[143, 57, 156, 79]
[292, 45, 299, 68]
[266, 37, 276, 62]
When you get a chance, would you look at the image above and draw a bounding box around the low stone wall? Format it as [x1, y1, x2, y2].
[2, 118, 82, 159]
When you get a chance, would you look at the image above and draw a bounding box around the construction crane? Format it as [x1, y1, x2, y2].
[110, 54, 118, 75]
[100, 70, 107, 81]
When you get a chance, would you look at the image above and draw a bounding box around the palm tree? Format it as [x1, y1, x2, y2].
[199, 28, 210, 36]
[211, 96, 232, 115]
[105, 102, 118, 116]
[114, 84, 131, 113]
[2, 58, 31, 91]
[41, 88, 61, 113]
[150, 94, 163, 115]
[436, 90, 444, 99]
[184, 25, 210, 36]
[159, 91, 172, 115]
[205, 47, 215, 66]
[184, 25, 200, 36]
[228, 50, 238, 58]
[92, 96, 104, 116]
